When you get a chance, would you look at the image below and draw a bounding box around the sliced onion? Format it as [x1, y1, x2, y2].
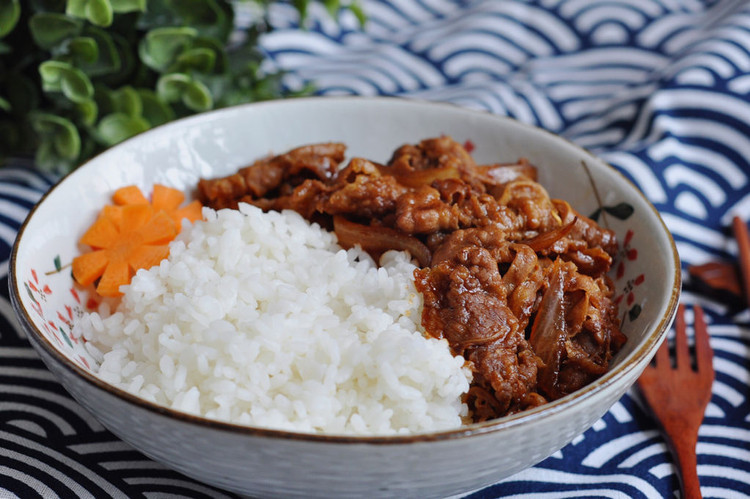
[333, 216, 432, 267]
[529, 259, 568, 399]
[522, 218, 577, 253]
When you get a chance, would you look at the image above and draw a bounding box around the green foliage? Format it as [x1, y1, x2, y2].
[0, 0, 364, 172]
[0, 1, 20, 38]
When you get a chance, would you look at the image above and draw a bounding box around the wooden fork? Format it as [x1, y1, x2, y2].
[637, 304, 715, 499]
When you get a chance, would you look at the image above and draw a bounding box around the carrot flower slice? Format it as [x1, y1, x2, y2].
[120, 184, 203, 226]
[170, 200, 203, 227]
[79, 214, 119, 249]
[95, 260, 131, 298]
[152, 184, 185, 211]
[152, 185, 203, 226]
[113, 185, 149, 205]
[72, 184, 203, 297]
[71, 250, 109, 286]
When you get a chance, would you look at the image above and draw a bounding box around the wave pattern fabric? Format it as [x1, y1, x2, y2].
[1, 1, 749, 497]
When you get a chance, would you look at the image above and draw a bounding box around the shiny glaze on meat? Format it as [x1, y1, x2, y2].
[198, 136, 626, 421]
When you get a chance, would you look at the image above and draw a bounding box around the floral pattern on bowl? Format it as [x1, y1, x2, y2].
[22, 257, 97, 370]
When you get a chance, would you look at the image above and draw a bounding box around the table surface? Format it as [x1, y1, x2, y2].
[2, 1, 750, 497]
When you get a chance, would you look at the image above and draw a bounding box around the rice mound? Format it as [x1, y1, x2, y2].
[76, 204, 471, 435]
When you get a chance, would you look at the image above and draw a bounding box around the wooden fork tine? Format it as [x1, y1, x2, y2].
[655, 303, 684, 369]
[674, 303, 691, 370]
[693, 305, 714, 374]
[652, 339, 669, 370]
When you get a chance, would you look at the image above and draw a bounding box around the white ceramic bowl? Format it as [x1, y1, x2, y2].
[10, 97, 680, 498]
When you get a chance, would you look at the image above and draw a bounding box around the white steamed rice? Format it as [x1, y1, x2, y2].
[76, 203, 471, 435]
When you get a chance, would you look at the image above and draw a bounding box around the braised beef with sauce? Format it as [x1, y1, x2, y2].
[197, 137, 626, 421]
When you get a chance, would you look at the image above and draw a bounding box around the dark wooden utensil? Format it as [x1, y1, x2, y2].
[687, 216, 750, 311]
[637, 304, 714, 499]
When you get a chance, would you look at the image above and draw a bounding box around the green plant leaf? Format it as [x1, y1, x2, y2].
[68, 36, 99, 65]
[111, 85, 141, 117]
[29, 112, 81, 160]
[193, 36, 227, 72]
[156, 73, 212, 111]
[66, 0, 88, 18]
[0, 0, 21, 38]
[40, 60, 94, 103]
[165, 0, 231, 40]
[68, 0, 114, 27]
[39, 60, 69, 92]
[156, 72, 190, 102]
[87, 0, 114, 27]
[0, 96, 10, 112]
[138, 89, 174, 127]
[76, 98, 98, 126]
[349, 1, 366, 26]
[139, 27, 197, 72]
[29, 13, 83, 49]
[324, 0, 340, 18]
[173, 47, 216, 73]
[54, 127, 81, 159]
[29, 113, 65, 135]
[293, 0, 310, 22]
[110, 0, 145, 13]
[60, 70, 95, 103]
[79, 26, 121, 77]
[183, 80, 213, 111]
[97, 112, 149, 145]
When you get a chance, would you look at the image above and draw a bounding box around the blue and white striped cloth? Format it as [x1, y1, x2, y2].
[1, 1, 749, 497]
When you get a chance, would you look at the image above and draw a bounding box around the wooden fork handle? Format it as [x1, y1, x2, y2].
[665, 430, 702, 499]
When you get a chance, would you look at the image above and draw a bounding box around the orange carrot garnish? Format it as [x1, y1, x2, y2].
[71, 251, 108, 286]
[72, 185, 203, 297]
[170, 200, 203, 227]
[112, 185, 149, 205]
[116, 183, 203, 226]
[101, 205, 123, 230]
[152, 183, 184, 210]
[151, 184, 203, 226]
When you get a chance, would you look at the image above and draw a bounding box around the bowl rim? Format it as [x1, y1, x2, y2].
[9, 95, 682, 444]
